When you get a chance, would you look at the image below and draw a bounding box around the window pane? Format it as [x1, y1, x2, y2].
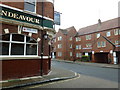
[0, 34, 10, 41]
[26, 37, 36, 43]
[11, 43, 24, 55]
[12, 34, 24, 42]
[24, 2, 35, 12]
[0, 42, 9, 55]
[26, 44, 37, 55]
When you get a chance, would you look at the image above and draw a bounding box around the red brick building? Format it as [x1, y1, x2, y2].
[0, 0, 55, 80]
[53, 18, 120, 64]
[53, 26, 77, 61]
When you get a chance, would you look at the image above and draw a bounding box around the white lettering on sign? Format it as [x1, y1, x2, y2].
[23, 27, 38, 34]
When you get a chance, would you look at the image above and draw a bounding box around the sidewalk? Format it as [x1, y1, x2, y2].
[1, 67, 78, 89]
[53, 59, 120, 69]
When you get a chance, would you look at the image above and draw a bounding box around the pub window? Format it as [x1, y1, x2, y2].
[0, 34, 38, 56]
[24, 0, 36, 12]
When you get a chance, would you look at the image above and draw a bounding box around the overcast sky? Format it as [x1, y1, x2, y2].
[54, 0, 119, 31]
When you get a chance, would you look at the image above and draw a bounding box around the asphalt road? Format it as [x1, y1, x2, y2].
[52, 60, 119, 82]
[22, 60, 119, 88]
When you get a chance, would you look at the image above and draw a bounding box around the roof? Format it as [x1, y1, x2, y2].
[78, 17, 119, 35]
[59, 29, 68, 35]
[59, 26, 76, 35]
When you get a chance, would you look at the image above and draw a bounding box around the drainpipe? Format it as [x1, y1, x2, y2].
[41, 1, 44, 76]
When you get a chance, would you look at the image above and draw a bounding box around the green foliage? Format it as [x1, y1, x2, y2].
[81, 55, 90, 62]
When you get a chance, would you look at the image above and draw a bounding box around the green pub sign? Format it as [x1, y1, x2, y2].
[0, 6, 53, 28]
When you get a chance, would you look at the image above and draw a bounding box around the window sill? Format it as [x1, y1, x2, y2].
[0, 56, 40, 60]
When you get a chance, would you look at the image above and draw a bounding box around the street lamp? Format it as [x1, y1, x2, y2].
[44, 34, 49, 40]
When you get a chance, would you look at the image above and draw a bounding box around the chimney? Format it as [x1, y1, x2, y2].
[98, 19, 101, 25]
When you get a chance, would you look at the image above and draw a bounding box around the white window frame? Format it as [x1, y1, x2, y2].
[101, 41, 106, 47]
[58, 52, 62, 57]
[78, 45, 81, 49]
[106, 31, 111, 37]
[69, 37, 72, 41]
[24, 0, 36, 13]
[86, 35, 91, 40]
[96, 33, 100, 38]
[114, 29, 119, 35]
[58, 44, 62, 48]
[97, 42, 101, 48]
[76, 53, 79, 57]
[76, 37, 81, 42]
[76, 45, 79, 50]
[70, 52, 72, 56]
[0, 33, 38, 57]
[70, 44, 72, 48]
[76, 37, 78, 42]
[58, 36, 62, 41]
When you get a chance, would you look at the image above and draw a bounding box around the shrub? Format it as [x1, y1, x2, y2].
[81, 55, 90, 62]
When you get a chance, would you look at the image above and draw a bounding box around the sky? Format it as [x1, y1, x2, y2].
[54, 0, 119, 31]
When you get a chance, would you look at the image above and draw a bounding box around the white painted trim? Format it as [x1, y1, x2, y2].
[0, 4, 54, 21]
[0, 56, 51, 60]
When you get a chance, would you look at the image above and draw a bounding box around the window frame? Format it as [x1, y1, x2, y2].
[106, 31, 111, 37]
[69, 37, 72, 41]
[114, 29, 119, 35]
[58, 52, 62, 57]
[58, 36, 62, 41]
[96, 33, 100, 38]
[70, 44, 72, 48]
[115, 40, 119, 45]
[24, 0, 36, 13]
[0, 33, 38, 57]
[86, 35, 91, 40]
[97, 42, 101, 48]
[58, 44, 62, 48]
[101, 41, 106, 47]
[70, 52, 72, 56]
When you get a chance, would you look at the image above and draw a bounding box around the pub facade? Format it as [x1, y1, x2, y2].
[0, 0, 55, 80]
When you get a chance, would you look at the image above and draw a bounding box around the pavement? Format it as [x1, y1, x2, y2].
[53, 59, 120, 69]
[1, 59, 119, 89]
[1, 66, 78, 89]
